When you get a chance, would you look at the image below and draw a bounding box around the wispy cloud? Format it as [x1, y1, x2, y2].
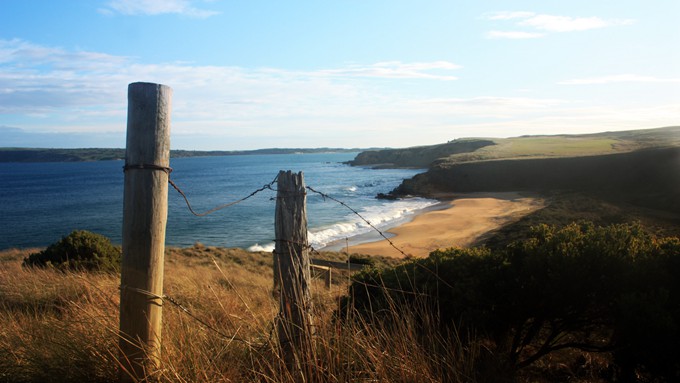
[559, 74, 680, 85]
[411, 97, 566, 119]
[0, 39, 460, 141]
[2, 39, 677, 149]
[483, 11, 635, 39]
[486, 30, 544, 39]
[519, 14, 634, 32]
[100, 0, 220, 18]
[316, 61, 461, 81]
[486, 11, 536, 21]
[0, 39, 131, 114]
[0, 38, 128, 69]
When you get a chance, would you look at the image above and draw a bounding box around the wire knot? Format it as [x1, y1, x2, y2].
[123, 163, 173, 174]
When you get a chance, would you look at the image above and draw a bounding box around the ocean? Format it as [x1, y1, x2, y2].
[0, 152, 435, 251]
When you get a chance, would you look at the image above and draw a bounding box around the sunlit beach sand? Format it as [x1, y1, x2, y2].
[346, 192, 545, 258]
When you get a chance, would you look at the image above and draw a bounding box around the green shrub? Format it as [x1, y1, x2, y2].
[348, 254, 375, 266]
[346, 222, 680, 380]
[23, 230, 121, 272]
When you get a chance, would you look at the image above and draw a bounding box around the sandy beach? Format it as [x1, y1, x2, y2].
[346, 192, 545, 258]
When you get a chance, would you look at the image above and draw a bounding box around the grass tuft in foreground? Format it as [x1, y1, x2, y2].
[0, 246, 477, 383]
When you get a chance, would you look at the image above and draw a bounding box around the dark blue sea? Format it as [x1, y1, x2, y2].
[0, 153, 434, 251]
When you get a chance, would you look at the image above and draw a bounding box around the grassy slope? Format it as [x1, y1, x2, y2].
[348, 126, 680, 169]
[0, 246, 478, 383]
[347, 138, 496, 168]
[435, 126, 680, 165]
[1, 244, 620, 383]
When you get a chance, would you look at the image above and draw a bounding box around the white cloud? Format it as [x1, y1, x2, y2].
[485, 11, 536, 21]
[316, 61, 461, 81]
[0, 39, 459, 135]
[483, 11, 635, 39]
[101, 0, 219, 18]
[519, 14, 634, 32]
[486, 30, 544, 39]
[2, 39, 677, 149]
[559, 74, 680, 85]
[409, 97, 566, 119]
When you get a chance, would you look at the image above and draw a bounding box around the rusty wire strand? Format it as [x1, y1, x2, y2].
[305, 185, 409, 258]
[168, 174, 278, 217]
[162, 173, 453, 336]
[120, 284, 256, 347]
[306, 185, 453, 289]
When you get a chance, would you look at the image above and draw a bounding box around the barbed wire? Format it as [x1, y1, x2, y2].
[306, 186, 454, 289]
[165, 172, 414, 261]
[164, 172, 403, 256]
[120, 166, 461, 360]
[167, 174, 278, 217]
[120, 284, 260, 348]
[165, 171, 452, 305]
[306, 185, 410, 258]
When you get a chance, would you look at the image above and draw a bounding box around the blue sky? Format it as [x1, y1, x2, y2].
[1, 0, 678, 149]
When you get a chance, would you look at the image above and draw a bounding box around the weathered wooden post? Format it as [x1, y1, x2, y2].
[274, 170, 314, 375]
[119, 82, 172, 382]
[311, 265, 332, 290]
[325, 267, 332, 289]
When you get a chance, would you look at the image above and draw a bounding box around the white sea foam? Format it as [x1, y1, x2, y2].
[308, 198, 437, 249]
[247, 242, 275, 252]
[246, 198, 437, 252]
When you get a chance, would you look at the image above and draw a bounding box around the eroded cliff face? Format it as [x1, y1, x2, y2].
[389, 147, 680, 213]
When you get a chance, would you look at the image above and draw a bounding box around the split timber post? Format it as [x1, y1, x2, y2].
[119, 82, 172, 382]
[274, 170, 315, 376]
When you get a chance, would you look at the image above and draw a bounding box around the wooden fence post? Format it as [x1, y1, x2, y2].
[119, 82, 172, 382]
[310, 265, 332, 290]
[274, 170, 314, 376]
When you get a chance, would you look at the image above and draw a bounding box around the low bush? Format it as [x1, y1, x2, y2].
[346, 221, 680, 381]
[23, 230, 121, 272]
[348, 253, 375, 266]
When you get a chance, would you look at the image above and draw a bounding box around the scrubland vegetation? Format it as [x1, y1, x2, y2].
[350, 222, 680, 381]
[2, 220, 680, 382]
[3, 242, 468, 383]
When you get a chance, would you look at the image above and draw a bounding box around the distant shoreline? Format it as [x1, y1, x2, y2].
[0, 147, 370, 163]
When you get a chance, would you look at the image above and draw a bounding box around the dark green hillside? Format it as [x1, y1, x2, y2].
[394, 146, 679, 204]
[0, 147, 363, 163]
[0, 148, 125, 162]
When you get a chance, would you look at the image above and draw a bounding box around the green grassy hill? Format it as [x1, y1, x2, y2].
[349, 126, 680, 169]
[346, 138, 496, 168]
[353, 126, 679, 202]
[360, 126, 680, 237]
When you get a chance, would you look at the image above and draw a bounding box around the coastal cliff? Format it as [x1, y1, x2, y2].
[349, 126, 680, 214]
[392, 146, 680, 212]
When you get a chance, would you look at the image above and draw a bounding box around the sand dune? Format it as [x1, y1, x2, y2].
[348, 192, 544, 258]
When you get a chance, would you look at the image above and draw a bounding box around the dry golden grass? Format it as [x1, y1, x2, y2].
[0, 246, 477, 383]
[0, 248, 120, 382]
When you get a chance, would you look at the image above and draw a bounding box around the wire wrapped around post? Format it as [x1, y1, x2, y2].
[119, 82, 172, 383]
[273, 170, 315, 378]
